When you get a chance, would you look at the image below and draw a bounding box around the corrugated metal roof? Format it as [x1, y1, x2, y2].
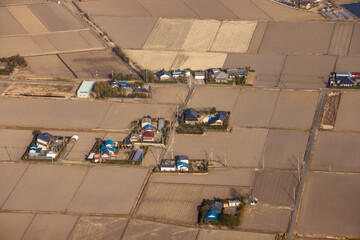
[78, 81, 95, 93]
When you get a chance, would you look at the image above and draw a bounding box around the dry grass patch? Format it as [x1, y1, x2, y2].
[4, 82, 77, 98]
[144, 18, 194, 51]
[210, 21, 257, 53]
[182, 19, 221, 52]
[69, 216, 128, 240]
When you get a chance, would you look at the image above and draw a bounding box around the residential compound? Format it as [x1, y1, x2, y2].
[328, 71, 360, 87]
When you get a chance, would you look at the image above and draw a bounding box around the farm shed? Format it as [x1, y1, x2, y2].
[77, 81, 95, 98]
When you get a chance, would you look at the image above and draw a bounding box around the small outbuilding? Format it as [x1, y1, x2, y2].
[77, 81, 95, 98]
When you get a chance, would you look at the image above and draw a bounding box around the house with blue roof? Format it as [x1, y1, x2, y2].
[204, 210, 221, 221]
[176, 161, 189, 171]
[208, 112, 227, 126]
[104, 140, 114, 148]
[29, 144, 42, 156]
[184, 109, 199, 125]
[156, 70, 171, 81]
[118, 81, 131, 88]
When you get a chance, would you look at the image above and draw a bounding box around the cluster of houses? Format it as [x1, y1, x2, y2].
[329, 71, 360, 87]
[156, 68, 247, 84]
[160, 155, 190, 171]
[203, 200, 241, 221]
[109, 80, 150, 97]
[184, 108, 228, 126]
[28, 132, 68, 160]
[130, 117, 165, 143]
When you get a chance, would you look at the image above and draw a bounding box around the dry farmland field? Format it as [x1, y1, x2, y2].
[0, 129, 33, 161]
[25, 55, 74, 78]
[261, 129, 309, 170]
[92, 16, 158, 49]
[2, 164, 88, 212]
[188, 86, 240, 111]
[182, 19, 221, 52]
[69, 216, 128, 240]
[252, 170, 298, 206]
[335, 56, 360, 72]
[137, 0, 198, 18]
[122, 219, 198, 240]
[230, 88, 279, 127]
[269, 90, 319, 129]
[172, 129, 268, 167]
[223, 54, 286, 87]
[0, 212, 35, 240]
[241, 205, 292, 232]
[210, 21, 257, 53]
[328, 22, 354, 56]
[149, 85, 189, 104]
[7, 5, 48, 34]
[67, 166, 148, 214]
[171, 52, 228, 70]
[59, 50, 132, 78]
[334, 92, 360, 131]
[21, 214, 78, 240]
[198, 229, 276, 240]
[144, 18, 194, 51]
[3, 82, 78, 98]
[135, 182, 250, 224]
[311, 131, 360, 173]
[296, 173, 360, 237]
[150, 168, 256, 187]
[348, 24, 360, 55]
[0, 7, 27, 36]
[182, 0, 237, 19]
[259, 22, 334, 54]
[218, 0, 270, 21]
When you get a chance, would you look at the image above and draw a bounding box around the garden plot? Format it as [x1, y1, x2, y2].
[28, 3, 84, 31]
[280, 55, 336, 89]
[138, 0, 197, 18]
[311, 132, 360, 173]
[150, 85, 189, 104]
[261, 129, 309, 170]
[144, 18, 194, 50]
[328, 22, 354, 55]
[188, 86, 240, 111]
[0, 98, 112, 129]
[77, 0, 151, 17]
[252, 170, 298, 206]
[210, 21, 257, 53]
[68, 166, 148, 214]
[122, 219, 198, 240]
[230, 88, 279, 127]
[270, 90, 319, 130]
[25, 55, 73, 78]
[46, 30, 103, 52]
[242, 205, 291, 232]
[0, 213, 34, 240]
[0, 7, 26, 36]
[69, 216, 128, 240]
[198, 229, 275, 240]
[0, 163, 28, 206]
[22, 214, 78, 240]
[0, 35, 42, 57]
[223, 53, 286, 87]
[334, 92, 360, 131]
[335, 56, 360, 72]
[151, 168, 255, 187]
[99, 102, 175, 130]
[348, 24, 360, 55]
[0, 129, 33, 161]
[93, 16, 157, 49]
[171, 52, 227, 70]
[296, 173, 360, 237]
[59, 50, 131, 79]
[7, 5, 48, 34]
[172, 129, 268, 167]
[135, 182, 250, 224]
[182, 19, 221, 52]
[182, 0, 237, 19]
[124, 50, 177, 71]
[2, 164, 88, 212]
[219, 0, 270, 20]
[259, 22, 334, 54]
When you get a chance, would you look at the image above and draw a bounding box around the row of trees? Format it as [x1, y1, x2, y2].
[0, 54, 27, 75]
